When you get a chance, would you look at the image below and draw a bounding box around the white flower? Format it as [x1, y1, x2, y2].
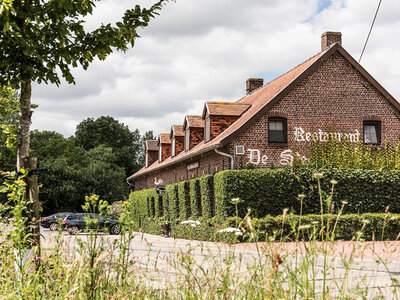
[234, 231, 243, 236]
[181, 220, 201, 226]
[218, 227, 242, 234]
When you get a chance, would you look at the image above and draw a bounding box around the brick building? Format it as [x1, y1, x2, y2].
[128, 32, 400, 190]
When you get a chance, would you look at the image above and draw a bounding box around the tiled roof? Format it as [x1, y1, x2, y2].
[183, 115, 203, 130]
[129, 43, 400, 180]
[170, 125, 184, 138]
[145, 140, 158, 151]
[203, 102, 251, 118]
[159, 133, 171, 144]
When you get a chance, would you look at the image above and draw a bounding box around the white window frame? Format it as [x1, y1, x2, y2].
[159, 145, 162, 162]
[205, 118, 211, 142]
[235, 145, 245, 155]
[185, 129, 190, 151]
[172, 137, 176, 157]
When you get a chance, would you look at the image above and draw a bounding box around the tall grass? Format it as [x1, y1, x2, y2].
[0, 170, 399, 298]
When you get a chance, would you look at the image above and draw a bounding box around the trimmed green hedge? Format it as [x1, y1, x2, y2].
[178, 181, 191, 220]
[297, 168, 400, 215]
[189, 178, 202, 217]
[200, 174, 214, 219]
[166, 184, 179, 223]
[154, 194, 164, 218]
[225, 213, 400, 242]
[214, 168, 299, 220]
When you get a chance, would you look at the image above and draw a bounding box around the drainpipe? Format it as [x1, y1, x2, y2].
[214, 148, 234, 170]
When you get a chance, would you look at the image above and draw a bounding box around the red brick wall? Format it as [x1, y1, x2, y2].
[161, 144, 171, 161]
[228, 52, 400, 169]
[189, 127, 204, 149]
[147, 150, 158, 166]
[174, 136, 184, 156]
[210, 115, 239, 140]
[134, 148, 229, 190]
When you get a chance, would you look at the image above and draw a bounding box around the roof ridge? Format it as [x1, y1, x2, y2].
[237, 50, 324, 103]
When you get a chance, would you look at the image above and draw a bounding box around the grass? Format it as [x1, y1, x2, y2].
[0, 171, 399, 299]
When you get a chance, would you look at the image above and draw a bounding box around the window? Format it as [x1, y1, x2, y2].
[159, 145, 162, 162]
[268, 118, 287, 143]
[363, 121, 381, 145]
[205, 118, 211, 142]
[235, 145, 245, 155]
[185, 130, 190, 151]
[172, 137, 176, 156]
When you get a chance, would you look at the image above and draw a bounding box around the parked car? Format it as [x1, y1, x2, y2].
[41, 212, 72, 231]
[62, 213, 121, 235]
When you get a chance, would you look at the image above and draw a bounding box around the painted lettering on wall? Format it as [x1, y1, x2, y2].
[247, 149, 307, 167]
[293, 127, 360, 143]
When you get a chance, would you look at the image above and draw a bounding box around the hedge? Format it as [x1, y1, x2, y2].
[166, 184, 179, 224]
[189, 178, 202, 217]
[214, 168, 299, 220]
[154, 194, 164, 218]
[297, 168, 400, 215]
[200, 174, 214, 219]
[178, 181, 191, 220]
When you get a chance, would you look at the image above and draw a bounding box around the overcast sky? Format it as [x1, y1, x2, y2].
[31, 0, 400, 137]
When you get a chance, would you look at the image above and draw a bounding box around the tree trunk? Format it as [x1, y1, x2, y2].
[18, 80, 32, 170]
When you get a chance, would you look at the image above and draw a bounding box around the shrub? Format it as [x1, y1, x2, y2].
[200, 174, 214, 219]
[189, 178, 202, 217]
[166, 184, 179, 224]
[178, 181, 191, 220]
[154, 194, 164, 218]
[214, 168, 300, 220]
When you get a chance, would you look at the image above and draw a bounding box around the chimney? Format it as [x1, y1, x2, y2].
[321, 31, 342, 51]
[246, 78, 263, 95]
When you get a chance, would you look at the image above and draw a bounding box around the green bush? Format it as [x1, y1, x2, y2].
[178, 181, 191, 220]
[189, 178, 201, 218]
[200, 174, 214, 219]
[224, 213, 400, 242]
[214, 168, 300, 220]
[166, 184, 179, 224]
[173, 223, 238, 243]
[154, 194, 164, 218]
[297, 168, 400, 215]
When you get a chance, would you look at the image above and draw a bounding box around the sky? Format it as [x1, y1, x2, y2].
[31, 0, 400, 138]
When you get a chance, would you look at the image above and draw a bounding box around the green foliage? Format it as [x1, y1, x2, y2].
[200, 174, 214, 219]
[214, 168, 299, 220]
[224, 213, 400, 242]
[173, 223, 237, 243]
[189, 178, 201, 218]
[154, 194, 164, 218]
[297, 168, 400, 215]
[166, 184, 179, 224]
[75, 116, 145, 177]
[306, 139, 400, 170]
[178, 180, 191, 220]
[0, 0, 170, 87]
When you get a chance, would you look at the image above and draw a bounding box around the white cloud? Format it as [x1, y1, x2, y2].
[31, 0, 400, 137]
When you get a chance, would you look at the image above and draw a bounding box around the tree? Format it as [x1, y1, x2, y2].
[0, 0, 170, 170]
[75, 116, 143, 176]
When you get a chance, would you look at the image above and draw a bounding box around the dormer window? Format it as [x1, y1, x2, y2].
[205, 118, 211, 142]
[185, 130, 190, 151]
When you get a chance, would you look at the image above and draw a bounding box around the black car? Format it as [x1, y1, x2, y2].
[62, 213, 121, 235]
[41, 212, 72, 231]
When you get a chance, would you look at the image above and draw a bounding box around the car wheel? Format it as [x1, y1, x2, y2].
[69, 226, 79, 235]
[49, 222, 57, 231]
[110, 224, 121, 235]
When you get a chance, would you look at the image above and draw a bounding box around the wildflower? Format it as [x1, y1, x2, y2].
[230, 198, 242, 204]
[218, 227, 242, 236]
[342, 201, 348, 205]
[61, 272, 64, 277]
[298, 194, 306, 200]
[36, 256, 41, 260]
[313, 172, 324, 179]
[298, 224, 312, 230]
[361, 219, 370, 225]
[330, 179, 338, 185]
[181, 220, 201, 226]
